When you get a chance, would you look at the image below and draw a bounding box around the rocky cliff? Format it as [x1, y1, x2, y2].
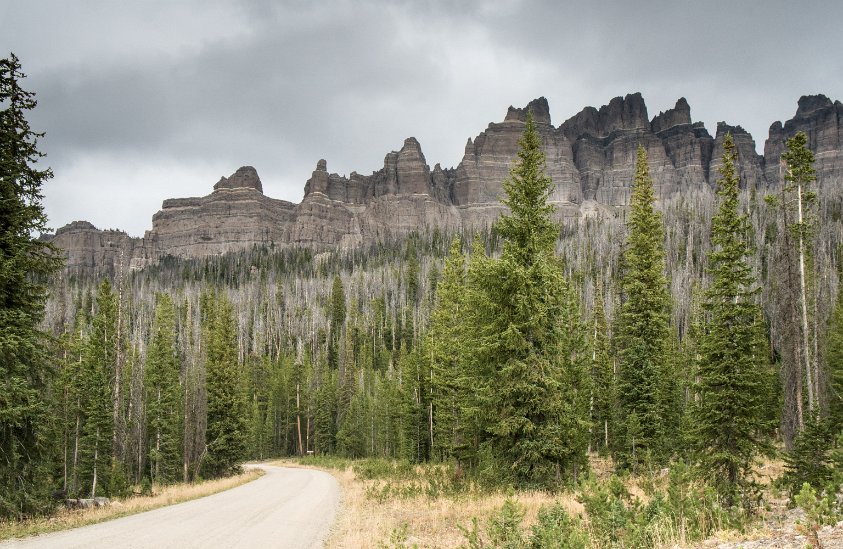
[47, 93, 843, 271]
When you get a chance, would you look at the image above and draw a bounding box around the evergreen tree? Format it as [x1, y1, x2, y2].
[56, 309, 89, 497]
[79, 280, 118, 497]
[589, 284, 615, 455]
[476, 112, 590, 487]
[0, 53, 63, 518]
[145, 293, 183, 485]
[327, 274, 345, 370]
[781, 415, 836, 499]
[429, 237, 470, 466]
[202, 291, 248, 477]
[615, 146, 674, 468]
[693, 134, 772, 508]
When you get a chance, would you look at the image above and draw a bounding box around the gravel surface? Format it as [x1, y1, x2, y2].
[1, 464, 340, 549]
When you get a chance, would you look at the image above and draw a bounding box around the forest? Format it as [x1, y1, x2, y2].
[3, 52, 843, 546]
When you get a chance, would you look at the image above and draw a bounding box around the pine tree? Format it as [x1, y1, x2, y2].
[476, 111, 590, 487]
[202, 291, 248, 477]
[327, 274, 345, 370]
[429, 237, 470, 466]
[79, 280, 118, 497]
[693, 134, 772, 508]
[0, 53, 63, 518]
[145, 293, 183, 485]
[615, 146, 674, 468]
[589, 284, 615, 455]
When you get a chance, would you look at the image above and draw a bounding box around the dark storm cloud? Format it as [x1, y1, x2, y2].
[1, 0, 841, 235]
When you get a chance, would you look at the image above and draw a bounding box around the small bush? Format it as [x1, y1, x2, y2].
[529, 503, 588, 549]
[459, 495, 526, 549]
[794, 479, 843, 548]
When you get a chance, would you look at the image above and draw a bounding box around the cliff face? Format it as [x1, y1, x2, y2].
[47, 93, 843, 271]
[763, 94, 843, 190]
[144, 166, 297, 258]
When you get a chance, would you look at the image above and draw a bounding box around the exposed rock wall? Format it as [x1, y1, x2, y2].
[46, 93, 843, 271]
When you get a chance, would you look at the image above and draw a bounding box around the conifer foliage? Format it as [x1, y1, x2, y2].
[476, 111, 589, 487]
[615, 146, 674, 467]
[693, 134, 771, 507]
[202, 291, 248, 477]
[0, 53, 63, 518]
[145, 293, 183, 485]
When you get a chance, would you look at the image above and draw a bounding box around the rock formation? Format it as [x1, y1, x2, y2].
[46, 93, 843, 272]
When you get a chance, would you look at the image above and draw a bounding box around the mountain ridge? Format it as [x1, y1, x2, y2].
[47, 92, 843, 272]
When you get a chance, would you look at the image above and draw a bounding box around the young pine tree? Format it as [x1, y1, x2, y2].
[428, 237, 467, 459]
[145, 293, 183, 485]
[615, 146, 674, 468]
[0, 53, 63, 518]
[79, 280, 118, 497]
[202, 291, 248, 477]
[693, 134, 772, 508]
[589, 284, 615, 455]
[476, 111, 590, 487]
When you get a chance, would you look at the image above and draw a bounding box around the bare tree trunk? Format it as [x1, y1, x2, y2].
[112, 250, 125, 464]
[296, 382, 303, 456]
[92, 427, 100, 497]
[796, 181, 815, 414]
[72, 408, 80, 495]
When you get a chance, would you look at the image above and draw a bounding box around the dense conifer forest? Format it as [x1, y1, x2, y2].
[3, 53, 843, 545]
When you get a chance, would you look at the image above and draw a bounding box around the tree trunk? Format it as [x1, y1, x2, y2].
[92, 427, 100, 498]
[296, 382, 303, 456]
[796, 181, 815, 414]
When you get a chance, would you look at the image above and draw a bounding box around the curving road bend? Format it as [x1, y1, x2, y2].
[2, 464, 340, 549]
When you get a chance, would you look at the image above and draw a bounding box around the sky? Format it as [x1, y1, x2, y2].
[2, 0, 841, 237]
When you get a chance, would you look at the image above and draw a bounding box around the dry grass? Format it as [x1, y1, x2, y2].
[278, 454, 792, 549]
[327, 467, 580, 548]
[0, 469, 263, 542]
[274, 459, 581, 548]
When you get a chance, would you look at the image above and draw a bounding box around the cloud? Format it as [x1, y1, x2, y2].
[2, 0, 841, 236]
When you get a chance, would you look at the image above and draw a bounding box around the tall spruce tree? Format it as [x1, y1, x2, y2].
[145, 293, 183, 485]
[0, 53, 63, 518]
[476, 111, 589, 487]
[202, 291, 248, 477]
[693, 134, 772, 508]
[615, 146, 674, 468]
[429, 237, 470, 466]
[79, 280, 118, 497]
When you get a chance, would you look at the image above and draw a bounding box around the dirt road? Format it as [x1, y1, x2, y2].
[2, 464, 340, 548]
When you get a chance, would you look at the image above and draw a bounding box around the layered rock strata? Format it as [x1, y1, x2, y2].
[47, 93, 843, 272]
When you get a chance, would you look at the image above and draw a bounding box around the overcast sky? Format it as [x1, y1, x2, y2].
[2, 0, 841, 236]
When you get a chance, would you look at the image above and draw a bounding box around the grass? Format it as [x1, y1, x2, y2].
[274, 457, 579, 548]
[276, 454, 791, 548]
[0, 468, 263, 541]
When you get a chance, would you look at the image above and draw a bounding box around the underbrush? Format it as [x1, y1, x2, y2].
[290, 456, 791, 548]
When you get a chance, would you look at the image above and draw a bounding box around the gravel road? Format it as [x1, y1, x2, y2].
[2, 464, 340, 549]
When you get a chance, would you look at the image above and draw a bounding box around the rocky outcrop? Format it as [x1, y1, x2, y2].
[143, 168, 296, 257]
[47, 93, 843, 271]
[48, 221, 140, 273]
[763, 94, 843, 191]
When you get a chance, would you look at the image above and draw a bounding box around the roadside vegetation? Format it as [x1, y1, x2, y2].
[284, 455, 821, 548]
